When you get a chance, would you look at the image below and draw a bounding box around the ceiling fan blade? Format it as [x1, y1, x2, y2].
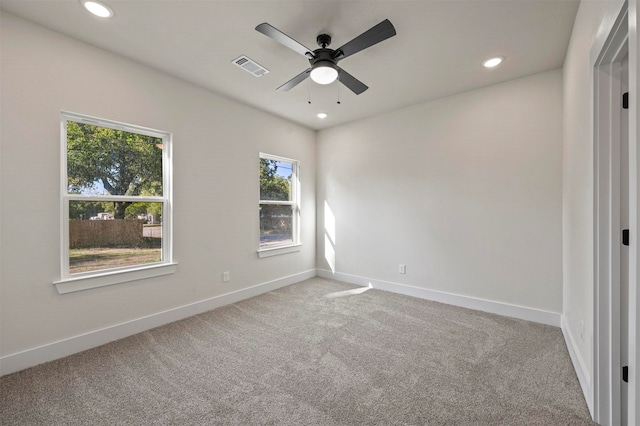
[337, 67, 368, 95]
[256, 23, 314, 58]
[335, 19, 396, 60]
[277, 68, 312, 91]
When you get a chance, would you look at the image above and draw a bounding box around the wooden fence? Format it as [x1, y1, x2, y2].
[69, 220, 144, 249]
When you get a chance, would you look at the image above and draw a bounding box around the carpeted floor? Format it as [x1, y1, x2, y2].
[1, 277, 594, 425]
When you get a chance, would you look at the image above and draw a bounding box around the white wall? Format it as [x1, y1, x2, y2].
[0, 13, 316, 367]
[562, 0, 613, 408]
[316, 70, 563, 316]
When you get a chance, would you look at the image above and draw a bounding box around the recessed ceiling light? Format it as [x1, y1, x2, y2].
[482, 57, 504, 68]
[317, 113, 328, 119]
[81, 0, 113, 18]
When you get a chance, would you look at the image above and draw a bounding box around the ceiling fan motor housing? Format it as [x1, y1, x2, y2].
[309, 49, 338, 68]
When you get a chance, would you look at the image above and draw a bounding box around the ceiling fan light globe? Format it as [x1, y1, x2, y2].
[310, 65, 338, 85]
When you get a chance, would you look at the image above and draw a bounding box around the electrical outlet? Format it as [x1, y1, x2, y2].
[399, 264, 406, 274]
[223, 271, 230, 282]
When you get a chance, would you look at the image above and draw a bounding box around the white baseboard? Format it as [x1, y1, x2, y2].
[0, 269, 317, 377]
[317, 269, 561, 327]
[561, 315, 594, 418]
[0, 269, 568, 377]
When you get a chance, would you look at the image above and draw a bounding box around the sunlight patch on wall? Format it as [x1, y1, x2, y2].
[324, 200, 336, 244]
[325, 234, 336, 273]
[324, 200, 336, 273]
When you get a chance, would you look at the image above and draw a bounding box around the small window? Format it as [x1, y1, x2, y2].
[61, 112, 172, 280]
[259, 153, 299, 250]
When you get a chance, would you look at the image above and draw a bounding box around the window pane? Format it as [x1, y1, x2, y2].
[259, 204, 293, 247]
[259, 158, 292, 201]
[69, 201, 162, 274]
[67, 121, 163, 199]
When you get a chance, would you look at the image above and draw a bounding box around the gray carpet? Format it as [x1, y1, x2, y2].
[1, 277, 593, 425]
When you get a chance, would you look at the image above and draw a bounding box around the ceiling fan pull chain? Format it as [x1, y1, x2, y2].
[337, 74, 341, 105]
[308, 76, 311, 104]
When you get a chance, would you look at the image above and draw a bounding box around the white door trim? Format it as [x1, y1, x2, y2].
[591, 1, 638, 424]
[628, 1, 640, 424]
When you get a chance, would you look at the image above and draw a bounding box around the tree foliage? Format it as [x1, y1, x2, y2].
[260, 159, 291, 201]
[67, 121, 163, 219]
[69, 201, 107, 220]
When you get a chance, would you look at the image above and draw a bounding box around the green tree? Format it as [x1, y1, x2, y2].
[125, 202, 162, 221]
[69, 201, 100, 220]
[67, 121, 163, 219]
[260, 159, 290, 201]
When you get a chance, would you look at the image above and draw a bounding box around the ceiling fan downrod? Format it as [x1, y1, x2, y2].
[316, 34, 331, 48]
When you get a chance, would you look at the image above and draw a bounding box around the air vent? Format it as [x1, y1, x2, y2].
[232, 55, 269, 77]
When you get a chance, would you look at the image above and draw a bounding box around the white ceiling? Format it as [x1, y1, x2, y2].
[1, 0, 579, 130]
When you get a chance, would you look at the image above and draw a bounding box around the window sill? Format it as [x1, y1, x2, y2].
[54, 262, 177, 294]
[257, 244, 302, 258]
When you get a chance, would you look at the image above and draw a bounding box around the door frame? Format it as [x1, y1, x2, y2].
[592, 0, 639, 424]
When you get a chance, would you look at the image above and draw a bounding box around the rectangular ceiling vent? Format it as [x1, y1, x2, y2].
[232, 55, 269, 77]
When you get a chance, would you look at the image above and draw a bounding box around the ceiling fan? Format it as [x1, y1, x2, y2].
[255, 19, 396, 95]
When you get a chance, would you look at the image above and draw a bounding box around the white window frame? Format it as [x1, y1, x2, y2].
[258, 153, 301, 257]
[55, 111, 175, 294]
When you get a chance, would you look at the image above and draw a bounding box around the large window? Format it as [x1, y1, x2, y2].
[259, 153, 299, 251]
[59, 112, 172, 285]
